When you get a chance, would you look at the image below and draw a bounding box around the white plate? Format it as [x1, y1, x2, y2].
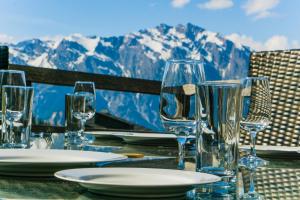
[240, 145, 300, 157]
[55, 168, 220, 198]
[88, 131, 124, 140]
[0, 149, 127, 177]
[90, 131, 195, 144]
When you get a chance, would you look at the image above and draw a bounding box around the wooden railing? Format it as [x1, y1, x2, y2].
[5, 64, 162, 133]
[9, 64, 161, 94]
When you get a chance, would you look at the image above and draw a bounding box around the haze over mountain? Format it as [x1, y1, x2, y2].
[6, 23, 251, 131]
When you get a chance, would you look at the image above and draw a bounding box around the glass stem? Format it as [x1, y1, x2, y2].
[250, 131, 257, 157]
[80, 119, 86, 133]
[249, 169, 256, 194]
[177, 137, 187, 170]
[9, 120, 14, 145]
[79, 119, 87, 142]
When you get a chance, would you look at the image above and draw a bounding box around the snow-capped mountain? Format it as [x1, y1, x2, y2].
[6, 23, 251, 131]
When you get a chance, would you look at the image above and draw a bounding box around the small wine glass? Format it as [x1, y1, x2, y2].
[72, 81, 96, 142]
[239, 77, 271, 200]
[2, 86, 27, 146]
[159, 59, 203, 170]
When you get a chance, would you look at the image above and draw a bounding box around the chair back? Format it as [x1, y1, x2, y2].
[240, 49, 300, 146]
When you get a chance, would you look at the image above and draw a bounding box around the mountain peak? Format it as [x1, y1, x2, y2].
[155, 23, 173, 35]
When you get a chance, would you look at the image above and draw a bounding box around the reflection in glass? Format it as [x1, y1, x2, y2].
[72, 81, 96, 144]
[239, 77, 271, 200]
[160, 59, 203, 170]
[2, 86, 27, 147]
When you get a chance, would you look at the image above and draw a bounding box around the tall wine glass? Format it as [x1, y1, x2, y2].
[239, 77, 271, 200]
[159, 60, 203, 170]
[2, 86, 26, 146]
[72, 81, 96, 142]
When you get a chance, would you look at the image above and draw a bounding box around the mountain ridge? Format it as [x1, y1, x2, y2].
[4, 23, 251, 130]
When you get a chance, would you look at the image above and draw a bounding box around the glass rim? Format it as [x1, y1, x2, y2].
[2, 85, 33, 90]
[75, 81, 95, 85]
[0, 69, 25, 74]
[200, 80, 242, 87]
[69, 92, 95, 97]
[244, 76, 268, 81]
[167, 59, 202, 64]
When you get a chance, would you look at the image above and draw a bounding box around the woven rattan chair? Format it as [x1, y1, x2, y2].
[240, 49, 300, 146]
[240, 49, 300, 199]
[242, 168, 300, 199]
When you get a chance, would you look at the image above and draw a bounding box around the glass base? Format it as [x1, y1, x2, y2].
[239, 155, 268, 170]
[242, 192, 264, 200]
[194, 182, 237, 200]
[177, 158, 185, 170]
[84, 133, 95, 144]
[9, 143, 28, 149]
[66, 135, 84, 145]
[65, 132, 95, 149]
[0, 143, 11, 149]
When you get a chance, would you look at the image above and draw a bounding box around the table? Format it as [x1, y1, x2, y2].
[0, 134, 299, 199]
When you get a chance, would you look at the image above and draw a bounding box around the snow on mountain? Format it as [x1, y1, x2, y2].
[4, 23, 251, 131]
[65, 34, 100, 55]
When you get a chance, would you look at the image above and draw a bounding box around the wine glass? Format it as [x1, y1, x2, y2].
[239, 77, 271, 200]
[159, 59, 203, 170]
[72, 81, 96, 142]
[2, 86, 27, 146]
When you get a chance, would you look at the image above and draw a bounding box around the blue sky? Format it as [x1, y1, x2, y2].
[0, 0, 299, 50]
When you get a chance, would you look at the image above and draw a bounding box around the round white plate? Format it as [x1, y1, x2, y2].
[240, 145, 300, 157]
[0, 149, 127, 177]
[55, 168, 221, 198]
[90, 131, 195, 144]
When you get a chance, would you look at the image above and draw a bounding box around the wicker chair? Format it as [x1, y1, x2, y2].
[242, 168, 300, 199]
[240, 49, 300, 199]
[240, 49, 300, 146]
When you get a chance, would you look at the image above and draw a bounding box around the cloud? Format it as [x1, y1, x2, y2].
[225, 33, 300, 51]
[40, 35, 64, 42]
[291, 40, 300, 49]
[0, 34, 16, 44]
[226, 33, 263, 50]
[264, 35, 289, 50]
[243, 0, 280, 19]
[171, 0, 190, 8]
[198, 0, 233, 10]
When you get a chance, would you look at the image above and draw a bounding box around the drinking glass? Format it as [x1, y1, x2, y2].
[72, 81, 96, 141]
[0, 70, 26, 145]
[159, 59, 203, 170]
[239, 77, 271, 200]
[2, 86, 27, 147]
[195, 81, 242, 199]
[65, 93, 82, 146]
[10, 87, 33, 148]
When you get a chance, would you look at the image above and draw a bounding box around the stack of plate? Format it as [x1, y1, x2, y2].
[240, 145, 300, 158]
[90, 131, 195, 145]
[0, 148, 221, 198]
[0, 149, 127, 177]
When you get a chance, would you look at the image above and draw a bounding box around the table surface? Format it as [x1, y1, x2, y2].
[0, 133, 299, 200]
